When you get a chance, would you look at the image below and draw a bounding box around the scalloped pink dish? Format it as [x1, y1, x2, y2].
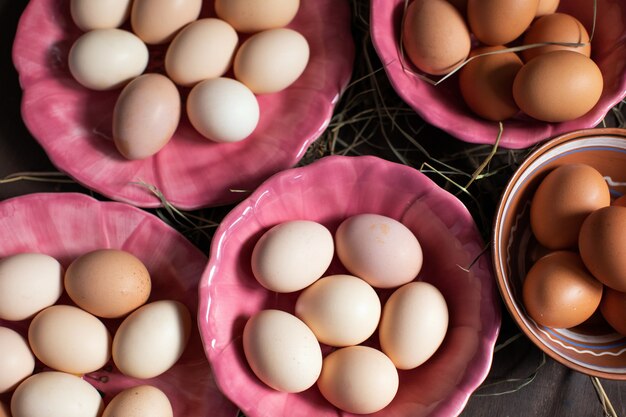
[199, 155, 501, 417]
[0, 193, 237, 416]
[370, 0, 626, 149]
[12, 0, 354, 210]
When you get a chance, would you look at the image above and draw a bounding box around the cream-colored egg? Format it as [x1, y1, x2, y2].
[379, 281, 448, 370]
[165, 18, 238, 87]
[243, 309, 322, 393]
[295, 275, 381, 347]
[251, 220, 334, 293]
[11, 371, 104, 417]
[0, 327, 35, 394]
[112, 300, 191, 379]
[131, 0, 202, 44]
[215, 0, 300, 33]
[68, 28, 149, 91]
[335, 213, 423, 288]
[0, 253, 63, 321]
[234, 28, 309, 94]
[70, 0, 132, 30]
[103, 385, 173, 417]
[113, 73, 181, 160]
[187, 77, 260, 143]
[28, 305, 112, 374]
[317, 346, 398, 414]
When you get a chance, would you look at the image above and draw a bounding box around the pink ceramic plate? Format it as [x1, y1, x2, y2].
[0, 193, 237, 416]
[370, 0, 626, 149]
[12, 0, 354, 210]
[199, 155, 501, 417]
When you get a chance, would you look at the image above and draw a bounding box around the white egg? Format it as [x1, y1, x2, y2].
[0, 253, 63, 321]
[68, 28, 149, 90]
[112, 300, 191, 379]
[251, 220, 334, 293]
[243, 309, 322, 393]
[11, 371, 104, 417]
[379, 281, 448, 369]
[187, 77, 260, 143]
[70, 0, 132, 30]
[0, 327, 35, 394]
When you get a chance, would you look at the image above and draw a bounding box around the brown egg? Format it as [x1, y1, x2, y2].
[522, 13, 591, 62]
[579, 206, 626, 292]
[65, 249, 151, 318]
[513, 50, 603, 122]
[458, 46, 523, 121]
[612, 195, 626, 206]
[402, 0, 471, 75]
[522, 251, 603, 328]
[131, 0, 202, 44]
[600, 287, 626, 335]
[535, 0, 559, 16]
[530, 163, 610, 250]
[467, 0, 539, 45]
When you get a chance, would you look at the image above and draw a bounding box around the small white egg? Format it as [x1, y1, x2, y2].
[187, 77, 259, 143]
[70, 0, 132, 31]
[0, 253, 63, 321]
[0, 327, 35, 394]
[68, 28, 149, 91]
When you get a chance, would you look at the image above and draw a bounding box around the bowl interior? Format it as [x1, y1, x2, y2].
[0, 193, 237, 416]
[370, 0, 626, 149]
[493, 128, 626, 379]
[12, 0, 354, 209]
[200, 155, 501, 417]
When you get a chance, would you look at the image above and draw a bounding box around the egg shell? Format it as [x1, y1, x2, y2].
[68, 28, 149, 91]
[468, 0, 539, 45]
[187, 77, 260, 143]
[522, 13, 591, 62]
[600, 287, 626, 336]
[316, 345, 399, 414]
[102, 385, 173, 417]
[28, 305, 112, 374]
[165, 18, 239, 87]
[458, 45, 523, 121]
[130, 0, 202, 45]
[113, 73, 181, 160]
[295, 274, 381, 347]
[335, 213, 423, 288]
[233, 28, 310, 94]
[70, 0, 132, 31]
[251, 220, 334, 293]
[401, 0, 471, 75]
[242, 309, 322, 393]
[522, 251, 603, 328]
[579, 206, 626, 292]
[513, 50, 603, 123]
[215, 0, 300, 33]
[530, 163, 610, 250]
[112, 300, 191, 379]
[613, 195, 626, 207]
[379, 281, 448, 369]
[0, 253, 63, 321]
[10, 371, 104, 417]
[535, 0, 560, 16]
[0, 327, 35, 394]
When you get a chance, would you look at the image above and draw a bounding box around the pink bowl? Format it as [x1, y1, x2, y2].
[370, 0, 626, 149]
[12, 0, 354, 209]
[199, 155, 501, 417]
[0, 193, 237, 416]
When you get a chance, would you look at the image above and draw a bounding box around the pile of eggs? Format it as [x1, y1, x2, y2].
[522, 163, 626, 335]
[0, 249, 192, 417]
[402, 0, 603, 123]
[243, 214, 449, 414]
[67, 0, 308, 160]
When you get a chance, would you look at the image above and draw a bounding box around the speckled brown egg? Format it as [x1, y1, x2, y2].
[467, 0, 539, 45]
[600, 287, 626, 336]
[530, 163, 610, 250]
[522, 251, 603, 329]
[522, 13, 591, 62]
[458, 45, 523, 121]
[579, 206, 626, 292]
[64, 249, 151, 318]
